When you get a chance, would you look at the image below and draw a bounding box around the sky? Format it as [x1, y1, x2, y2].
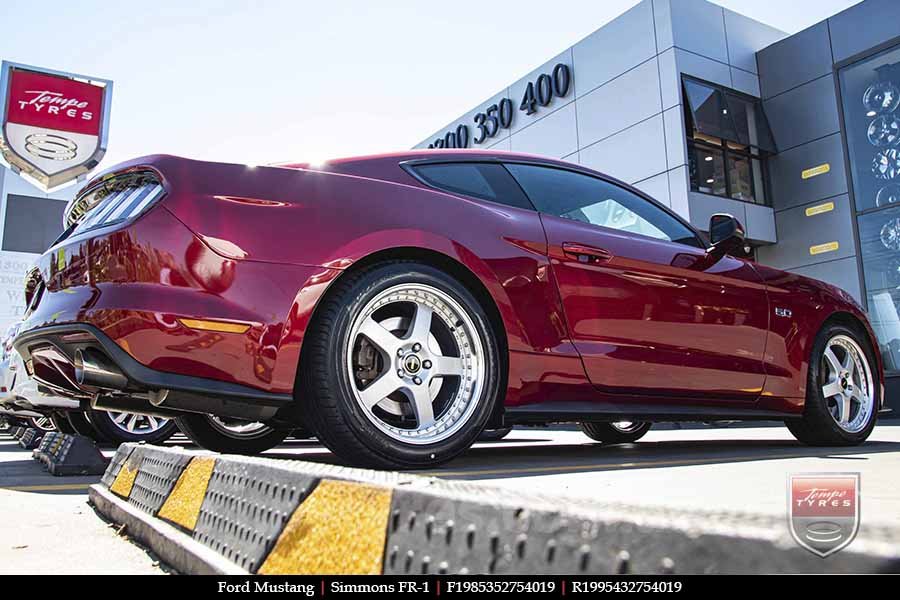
[0, 0, 862, 170]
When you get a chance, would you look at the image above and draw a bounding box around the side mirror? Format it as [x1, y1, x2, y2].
[708, 213, 745, 259]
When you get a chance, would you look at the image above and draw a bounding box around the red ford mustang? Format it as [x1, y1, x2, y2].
[13, 150, 884, 468]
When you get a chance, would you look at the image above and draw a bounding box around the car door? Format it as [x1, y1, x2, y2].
[505, 163, 768, 401]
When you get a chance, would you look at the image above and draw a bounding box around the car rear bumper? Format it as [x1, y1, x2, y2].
[14, 323, 292, 421]
[14, 205, 340, 421]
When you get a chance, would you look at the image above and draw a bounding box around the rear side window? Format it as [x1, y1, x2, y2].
[505, 163, 702, 248]
[412, 163, 534, 210]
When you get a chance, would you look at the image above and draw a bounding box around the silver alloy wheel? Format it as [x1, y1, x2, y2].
[109, 411, 170, 435]
[610, 421, 645, 433]
[31, 416, 55, 432]
[819, 334, 874, 434]
[346, 283, 484, 445]
[207, 416, 271, 438]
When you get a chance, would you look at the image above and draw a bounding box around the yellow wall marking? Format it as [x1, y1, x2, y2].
[157, 457, 216, 531]
[178, 318, 251, 334]
[805, 201, 834, 217]
[110, 461, 139, 498]
[801, 163, 830, 179]
[259, 479, 392, 575]
[809, 241, 839, 255]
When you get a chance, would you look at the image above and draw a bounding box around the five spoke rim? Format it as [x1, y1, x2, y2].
[347, 284, 484, 445]
[819, 335, 874, 434]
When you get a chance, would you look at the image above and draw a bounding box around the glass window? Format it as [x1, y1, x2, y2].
[690, 143, 727, 196]
[838, 42, 900, 374]
[724, 92, 776, 153]
[838, 45, 900, 212]
[505, 163, 701, 247]
[683, 78, 773, 205]
[412, 162, 534, 210]
[2, 195, 66, 254]
[683, 79, 775, 153]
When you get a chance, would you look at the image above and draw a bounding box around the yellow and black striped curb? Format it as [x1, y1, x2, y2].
[90, 444, 900, 575]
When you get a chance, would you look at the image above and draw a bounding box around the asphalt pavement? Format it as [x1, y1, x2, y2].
[1, 421, 899, 573]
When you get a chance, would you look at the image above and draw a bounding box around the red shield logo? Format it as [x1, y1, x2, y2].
[789, 473, 860, 557]
[0, 61, 112, 190]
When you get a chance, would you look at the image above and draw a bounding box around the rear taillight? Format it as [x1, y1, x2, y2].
[64, 171, 165, 233]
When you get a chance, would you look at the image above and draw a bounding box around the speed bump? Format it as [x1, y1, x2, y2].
[89, 444, 900, 575]
[157, 457, 216, 531]
[109, 458, 140, 498]
[259, 479, 392, 575]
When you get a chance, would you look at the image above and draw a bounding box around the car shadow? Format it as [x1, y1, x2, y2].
[262, 437, 900, 480]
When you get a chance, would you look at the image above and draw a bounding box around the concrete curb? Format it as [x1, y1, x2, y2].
[90, 443, 900, 575]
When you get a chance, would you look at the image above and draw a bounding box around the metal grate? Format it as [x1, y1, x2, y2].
[192, 459, 317, 573]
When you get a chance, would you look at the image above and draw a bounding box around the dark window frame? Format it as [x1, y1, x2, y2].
[682, 76, 774, 206]
[687, 137, 768, 203]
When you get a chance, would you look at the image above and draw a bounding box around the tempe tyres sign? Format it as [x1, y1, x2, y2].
[0, 61, 112, 190]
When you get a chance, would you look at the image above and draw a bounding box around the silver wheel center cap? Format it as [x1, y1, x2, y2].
[403, 354, 422, 374]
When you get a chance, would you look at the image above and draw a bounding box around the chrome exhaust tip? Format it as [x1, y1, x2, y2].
[74, 348, 129, 391]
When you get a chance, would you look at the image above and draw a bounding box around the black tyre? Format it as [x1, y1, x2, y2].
[301, 262, 501, 469]
[67, 410, 106, 441]
[50, 413, 76, 434]
[175, 414, 290, 454]
[786, 323, 879, 446]
[581, 421, 652, 444]
[291, 426, 316, 440]
[478, 427, 513, 442]
[86, 408, 178, 444]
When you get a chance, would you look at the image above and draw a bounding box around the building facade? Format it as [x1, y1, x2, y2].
[0, 165, 71, 331]
[414, 0, 900, 396]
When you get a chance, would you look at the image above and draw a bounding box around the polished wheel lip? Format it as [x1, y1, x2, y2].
[820, 334, 874, 434]
[108, 411, 170, 435]
[346, 283, 485, 446]
[206, 415, 271, 438]
[610, 421, 646, 434]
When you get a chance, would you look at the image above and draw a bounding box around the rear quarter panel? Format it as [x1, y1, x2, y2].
[151, 156, 574, 361]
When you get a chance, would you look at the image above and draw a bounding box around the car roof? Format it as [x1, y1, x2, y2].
[272, 149, 576, 171]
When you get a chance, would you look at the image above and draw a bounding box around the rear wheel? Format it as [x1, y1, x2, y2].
[581, 421, 652, 444]
[175, 414, 290, 455]
[27, 415, 55, 433]
[786, 324, 878, 446]
[302, 262, 500, 469]
[86, 408, 178, 444]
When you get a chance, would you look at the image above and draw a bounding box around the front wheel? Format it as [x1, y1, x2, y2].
[175, 414, 290, 455]
[302, 262, 501, 469]
[786, 324, 879, 446]
[581, 421, 652, 444]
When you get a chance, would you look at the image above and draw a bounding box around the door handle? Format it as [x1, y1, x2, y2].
[562, 242, 613, 263]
